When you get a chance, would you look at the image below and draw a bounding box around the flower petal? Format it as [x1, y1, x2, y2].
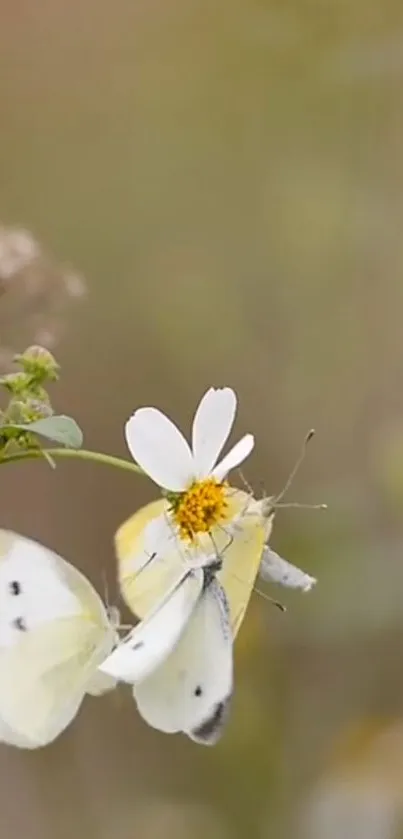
[125, 408, 194, 491]
[212, 434, 254, 480]
[191, 387, 237, 477]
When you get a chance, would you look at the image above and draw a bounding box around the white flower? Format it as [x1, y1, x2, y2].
[125, 386, 254, 493]
[124, 387, 255, 555]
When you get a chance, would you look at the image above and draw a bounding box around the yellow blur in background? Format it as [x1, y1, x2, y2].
[2, 1, 403, 837]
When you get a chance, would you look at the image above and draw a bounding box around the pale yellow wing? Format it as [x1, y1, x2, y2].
[53, 554, 111, 631]
[116, 491, 269, 637]
[52, 554, 117, 696]
[216, 506, 268, 636]
[0, 531, 117, 747]
[0, 615, 105, 745]
[0, 718, 41, 749]
[117, 499, 183, 618]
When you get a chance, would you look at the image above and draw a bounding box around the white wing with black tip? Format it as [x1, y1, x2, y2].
[187, 693, 232, 746]
[132, 576, 233, 745]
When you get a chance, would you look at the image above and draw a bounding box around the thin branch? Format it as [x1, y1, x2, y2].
[0, 447, 144, 475]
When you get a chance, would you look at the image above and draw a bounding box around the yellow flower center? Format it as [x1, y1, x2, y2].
[173, 478, 228, 542]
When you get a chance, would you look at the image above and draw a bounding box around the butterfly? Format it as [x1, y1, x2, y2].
[115, 489, 271, 638]
[101, 480, 317, 746]
[100, 561, 233, 745]
[0, 530, 118, 748]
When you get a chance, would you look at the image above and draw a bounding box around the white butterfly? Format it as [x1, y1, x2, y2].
[258, 546, 316, 592]
[100, 564, 233, 746]
[0, 530, 118, 748]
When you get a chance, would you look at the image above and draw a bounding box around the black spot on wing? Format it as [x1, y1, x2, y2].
[9, 581, 21, 595]
[189, 695, 232, 746]
[132, 641, 144, 651]
[194, 685, 203, 697]
[13, 617, 27, 632]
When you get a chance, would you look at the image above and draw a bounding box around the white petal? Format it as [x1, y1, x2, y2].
[259, 547, 317, 592]
[212, 434, 254, 481]
[125, 408, 194, 491]
[191, 387, 237, 477]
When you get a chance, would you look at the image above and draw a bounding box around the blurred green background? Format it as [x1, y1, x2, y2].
[2, 1, 403, 836]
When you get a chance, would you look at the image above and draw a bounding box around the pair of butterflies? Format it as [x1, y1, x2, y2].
[0, 492, 315, 748]
[99, 492, 316, 745]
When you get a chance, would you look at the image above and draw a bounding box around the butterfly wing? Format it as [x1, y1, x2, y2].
[0, 721, 42, 749]
[187, 695, 232, 746]
[99, 569, 204, 683]
[49, 543, 118, 696]
[215, 494, 270, 636]
[133, 577, 233, 745]
[0, 617, 101, 744]
[116, 493, 268, 638]
[85, 670, 117, 696]
[0, 531, 117, 746]
[259, 547, 317, 591]
[117, 499, 183, 618]
[63, 573, 118, 698]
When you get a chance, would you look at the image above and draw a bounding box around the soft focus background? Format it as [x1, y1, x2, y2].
[2, 1, 403, 837]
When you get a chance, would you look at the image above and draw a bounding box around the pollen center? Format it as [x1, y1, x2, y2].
[173, 479, 228, 541]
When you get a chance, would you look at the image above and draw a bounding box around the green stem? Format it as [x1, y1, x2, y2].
[0, 447, 144, 475]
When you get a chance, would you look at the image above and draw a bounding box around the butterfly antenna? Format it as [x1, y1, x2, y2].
[273, 429, 315, 505]
[275, 501, 327, 510]
[210, 526, 234, 559]
[254, 586, 287, 612]
[101, 569, 119, 627]
[135, 550, 157, 579]
[230, 570, 286, 612]
[237, 469, 253, 495]
[268, 430, 327, 511]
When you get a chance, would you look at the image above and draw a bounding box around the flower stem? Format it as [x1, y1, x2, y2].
[0, 447, 144, 475]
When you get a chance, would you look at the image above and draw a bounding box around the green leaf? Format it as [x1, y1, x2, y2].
[5, 415, 84, 449]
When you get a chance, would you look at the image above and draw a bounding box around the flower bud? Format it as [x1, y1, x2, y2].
[0, 371, 31, 395]
[6, 397, 53, 424]
[15, 345, 59, 381]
